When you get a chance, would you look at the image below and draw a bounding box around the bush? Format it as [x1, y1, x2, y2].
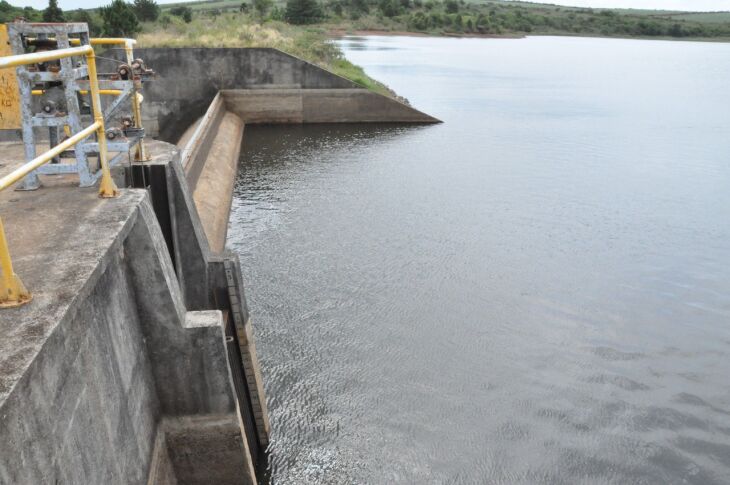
[270, 5, 285, 20]
[350, 0, 369, 15]
[409, 11, 428, 30]
[100, 0, 141, 36]
[253, 0, 273, 18]
[134, 0, 160, 22]
[285, 0, 323, 24]
[445, 0, 458, 14]
[170, 6, 193, 22]
[69, 9, 101, 35]
[378, 0, 400, 18]
[329, 0, 344, 17]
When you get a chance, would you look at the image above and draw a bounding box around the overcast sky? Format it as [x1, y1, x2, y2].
[7, 0, 730, 12]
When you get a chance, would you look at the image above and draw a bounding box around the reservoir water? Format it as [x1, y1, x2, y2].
[228, 36, 730, 483]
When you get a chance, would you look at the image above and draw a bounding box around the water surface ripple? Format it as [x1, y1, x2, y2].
[228, 36, 730, 484]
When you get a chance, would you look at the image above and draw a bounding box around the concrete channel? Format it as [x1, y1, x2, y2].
[0, 47, 438, 484]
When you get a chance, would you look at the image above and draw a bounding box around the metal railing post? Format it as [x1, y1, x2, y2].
[0, 216, 30, 308]
[124, 40, 149, 162]
[85, 49, 119, 198]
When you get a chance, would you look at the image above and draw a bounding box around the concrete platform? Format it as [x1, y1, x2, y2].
[0, 140, 261, 484]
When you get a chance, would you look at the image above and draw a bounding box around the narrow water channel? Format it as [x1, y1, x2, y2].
[228, 36, 730, 484]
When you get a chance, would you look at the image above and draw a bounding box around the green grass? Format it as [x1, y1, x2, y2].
[328, 58, 392, 95]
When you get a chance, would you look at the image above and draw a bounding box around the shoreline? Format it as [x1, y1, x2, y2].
[329, 28, 730, 43]
[329, 28, 525, 39]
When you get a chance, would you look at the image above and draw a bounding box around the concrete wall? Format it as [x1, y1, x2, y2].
[0, 140, 267, 484]
[179, 92, 226, 191]
[134, 141, 271, 453]
[126, 47, 357, 141]
[117, 47, 438, 141]
[190, 111, 244, 252]
[0, 190, 251, 484]
[222, 88, 439, 124]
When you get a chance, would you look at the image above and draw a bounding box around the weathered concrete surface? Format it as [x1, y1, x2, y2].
[177, 118, 201, 150]
[0, 141, 259, 484]
[147, 432, 179, 485]
[222, 88, 440, 123]
[119, 47, 356, 141]
[107, 47, 438, 141]
[131, 141, 271, 455]
[180, 92, 227, 192]
[192, 112, 244, 253]
[161, 414, 250, 485]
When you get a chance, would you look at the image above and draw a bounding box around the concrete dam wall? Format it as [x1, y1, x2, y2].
[118, 47, 438, 141]
[0, 46, 438, 484]
[0, 141, 268, 484]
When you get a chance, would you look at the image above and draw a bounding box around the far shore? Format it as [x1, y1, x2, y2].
[329, 29, 730, 43]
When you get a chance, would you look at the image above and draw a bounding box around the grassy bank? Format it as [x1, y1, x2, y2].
[136, 15, 396, 97]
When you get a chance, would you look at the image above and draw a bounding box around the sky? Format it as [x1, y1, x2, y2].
[7, 0, 730, 12]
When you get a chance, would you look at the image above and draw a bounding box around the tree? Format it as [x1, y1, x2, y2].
[240, 1, 249, 12]
[0, 1, 42, 22]
[100, 0, 141, 37]
[328, 0, 343, 17]
[409, 11, 428, 30]
[270, 5, 285, 20]
[378, 0, 400, 17]
[69, 8, 100, 35]
[475, 13, 491, 33]
[134, 0, 160, 22]
[444, 0, 458, 14]
[253, 0, 273, 19]
[285, 0, 323, 24]
[42, 0, 65, 23]
[349, 0, 369, 16]
[170, 6, 193, 22]
[24, 6, 43, 21]
[668, 22, 684, 37]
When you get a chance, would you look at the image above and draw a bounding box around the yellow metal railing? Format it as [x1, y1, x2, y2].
[32, 89, 122, 96]
[26, 37, 136, 47]
[0, 43, 121, 308]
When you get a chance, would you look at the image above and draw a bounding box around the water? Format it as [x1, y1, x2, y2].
[228, 36, 730, 484]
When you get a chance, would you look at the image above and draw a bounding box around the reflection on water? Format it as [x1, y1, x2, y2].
[229, 36, 730, 484]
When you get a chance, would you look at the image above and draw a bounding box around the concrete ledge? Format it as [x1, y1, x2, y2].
[191, 112, 244, 252]
[222, 88, 440, 124]
[180, 92, 226, 189]
[161, 414, 253, 485]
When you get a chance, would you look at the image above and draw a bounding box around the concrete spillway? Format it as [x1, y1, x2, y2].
[0, 47, 437, 484]
[169, 47, 438, 257]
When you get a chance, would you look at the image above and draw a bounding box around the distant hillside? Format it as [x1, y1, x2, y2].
[152, 0, 730, 40]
